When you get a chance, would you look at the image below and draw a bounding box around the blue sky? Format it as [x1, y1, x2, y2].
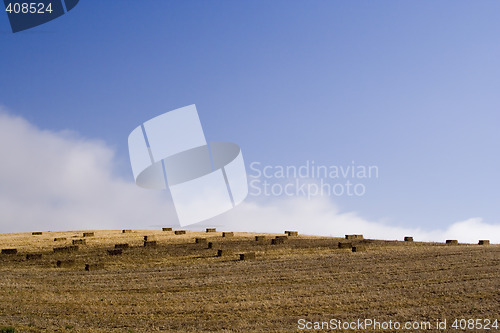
[0, 1, 499, 236]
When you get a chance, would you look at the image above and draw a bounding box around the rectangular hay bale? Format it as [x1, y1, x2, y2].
[271, 238, 285, 245]
[32, 232, 43, 235]
[195, 238, 207, 244]
[255, 236, 266, 241]
[175, 230, 186, 235]
[217, 249, 231, 256]
[404, 236, 414, 242]
[57, 259, 75, 268]
[2, 248, 17, 255]
[222, 232, 234, 237]
[85, 263, 104, 271]
[286, 231, 299, 236]
[240, 252, 256, 260]
[26, 253, 42, 260]
[338, 242, 352, 249]
[162, 227, 173, 231]
[72, 239, 86, 245]
[107, 249, 123, 256]
[345, 234, 363, 240]
[54, 237, 67, 241]
[83, 232, 94, 237]
[122, 229, 132, 233]
[478, 240, 490, 245]
[352, 246, 365, 252]
[53, 245, 78, 253]
[144, 240, 157, 247]
[206, 228, 216, 233]
[446, 239, 458, 245]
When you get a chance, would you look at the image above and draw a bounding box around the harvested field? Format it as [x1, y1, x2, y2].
[0, 230, 498, 332]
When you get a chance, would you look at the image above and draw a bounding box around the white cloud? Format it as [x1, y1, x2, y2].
[214, 196, 500, 243]
[0, 110, 176, 232]
[0, 109, 498, 244]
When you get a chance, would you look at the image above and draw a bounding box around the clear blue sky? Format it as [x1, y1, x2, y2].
[1, 1, 499, 230]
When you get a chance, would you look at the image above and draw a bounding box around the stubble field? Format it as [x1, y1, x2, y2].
[0, 229, 498, 332]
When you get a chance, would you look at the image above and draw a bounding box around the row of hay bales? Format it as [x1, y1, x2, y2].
[0, 229, 294, 270]
[216, 249, 255, 260]
[404, 236, 490, 245]
[56, 259, 104, 271]
[160, 227, 217, 233]
[25, 230, 492, 246]
[4, 230, 493, 264]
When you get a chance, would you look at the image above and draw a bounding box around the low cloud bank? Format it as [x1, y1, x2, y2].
[0, 110, 174, 232]
[215, 197, 500, 243]
[0, 109, 498, 243]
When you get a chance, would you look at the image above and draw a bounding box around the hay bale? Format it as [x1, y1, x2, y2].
[107, 249, 123, 256]
[286, 231, 299, 236]
[85, 263, 104, 271]
[240, 252, 256, 260]
[115, 243, 129, 249]
[275, 235, 288, 242]
[446, 240, 458, 245]
[255, 236, 266, 241]
[144, 240, 157, 247]
[83, 232, 94, 237]
[32, 231, 43, 235]
[54, 237, 67, 241]
[478, 240, 490, 245]
[53, 245, 78, 253]
[72, 239, 86, 245]
[271, 238, 285, 245]
[56, 259, 75, 268]
[222, 232, 234, 237]
[162, 227, 172, 231]
[1, 248, 17, 255]
[174, 230, 186, 235]
[352, 246, 366, 252]
[404, 236, 414, 242]
[26, 253, 42, 260]
[207, 242, 214, 249]
[217, 249, 231, 257]
[345, 234, 363, 240]
[122, 229, 132, 233]
[338, 242, 352, 249]
[195, 238, 207, 244]
[206, 228, 216, 233]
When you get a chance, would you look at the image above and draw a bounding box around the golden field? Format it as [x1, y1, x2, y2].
[0, 229, 498, 332]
